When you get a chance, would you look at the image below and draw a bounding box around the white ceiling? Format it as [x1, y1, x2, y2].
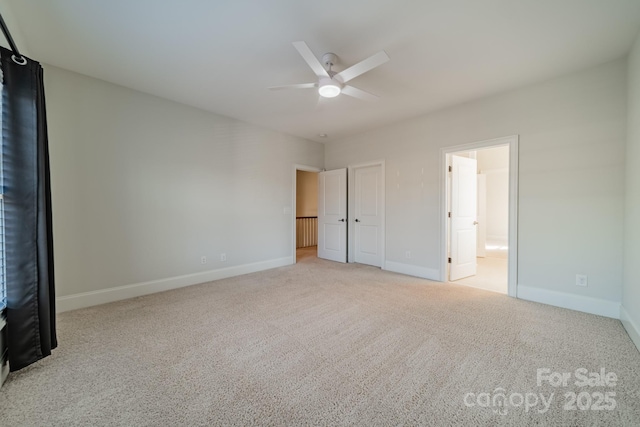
[7, 0, 640, 142]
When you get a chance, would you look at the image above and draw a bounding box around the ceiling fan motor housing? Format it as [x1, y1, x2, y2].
[318, 76, 342, 98]
[322, 52, 338, 69]
[319, 54, 343, 97]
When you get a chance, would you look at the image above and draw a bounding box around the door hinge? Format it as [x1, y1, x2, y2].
[448, 257, 451, 263]
[448, 165, 452, 172]
[448, 211, 451, 218]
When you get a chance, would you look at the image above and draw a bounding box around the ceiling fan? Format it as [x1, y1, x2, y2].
[269, 41, 389, 101]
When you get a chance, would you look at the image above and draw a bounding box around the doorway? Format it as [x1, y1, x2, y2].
[441, 136, 518, 296]
[293, 163, 386, 267]
[293, 165, 321, 263]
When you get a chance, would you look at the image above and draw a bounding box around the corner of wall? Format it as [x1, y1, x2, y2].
[0, 1, 32, 57]
[620, 306, 640, 351]
[621, 29, 640, 352]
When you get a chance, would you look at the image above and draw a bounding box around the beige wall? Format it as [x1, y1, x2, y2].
[0, 0, 30, 56]
[622, 31, 640, 348]
[44, 65, 324, 301]
[296, 171, 318, 217]
[477, 145, 509, 170]
[326, 59, 627, 313]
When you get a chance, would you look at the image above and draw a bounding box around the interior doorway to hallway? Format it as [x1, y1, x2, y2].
[293, 166, 321, 263]
[441, 136, 519, 297]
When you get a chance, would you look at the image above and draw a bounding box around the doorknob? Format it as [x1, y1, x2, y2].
[355, 219, 360, 222]
[339, 219, 345, 222]
[473, 221, 478, 225]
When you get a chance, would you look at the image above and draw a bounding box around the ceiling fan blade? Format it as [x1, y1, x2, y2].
[268, 83, 317, 90]
[341, 85, 379, 101]
[336, 51, 389, 83]
[293, 41, 330, 78]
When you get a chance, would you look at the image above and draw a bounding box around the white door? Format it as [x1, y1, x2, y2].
[354, 165, 383, 267]
[318, 169, 347, 263]
[450, 155, 478, 281]
[477, 173, 487, 258]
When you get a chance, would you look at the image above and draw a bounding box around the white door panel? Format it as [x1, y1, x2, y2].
[450, 156, 477, 281]
[359, 226, 378, 255]
[354, 166, 382, 267]
[477, 174, 487, 257]
[318, 169, 347, 263]
[323, 224, 342, 252]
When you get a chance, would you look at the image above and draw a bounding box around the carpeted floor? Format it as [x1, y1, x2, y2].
[451, 256, 508, 294]
[1, 250, 639, 426]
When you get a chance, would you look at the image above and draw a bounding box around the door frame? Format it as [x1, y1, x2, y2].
[348, 160, 386, 268]
[292, 164, 322, 263]
[439, 135, 519, 297]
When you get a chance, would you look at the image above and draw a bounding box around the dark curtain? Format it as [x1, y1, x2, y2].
[1, 46, 56, 371]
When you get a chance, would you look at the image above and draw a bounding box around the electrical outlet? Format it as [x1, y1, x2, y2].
[405, 251, 411, 259]
[220, 253, 226, 262]
[576, 274, 588, 287]
[200, 256, 207, 265]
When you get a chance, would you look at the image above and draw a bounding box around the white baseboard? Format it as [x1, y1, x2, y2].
[384, 261, 440, 281]
[517, 285, 620, 319]
[620, 305, 640, 352]
[56, 256, 294, 313]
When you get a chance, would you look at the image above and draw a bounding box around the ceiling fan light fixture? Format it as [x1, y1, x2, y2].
[318, 78, 342, 98]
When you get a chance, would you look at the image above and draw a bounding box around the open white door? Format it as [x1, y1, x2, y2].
[318, 169, 347, 263]
[450, 155, 478, 281]
[354, 165, 383, 267]
[477, 173, 487, 258]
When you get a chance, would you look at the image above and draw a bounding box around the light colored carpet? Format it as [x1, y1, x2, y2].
[451, 257, 508, 294]
[1, 252, 639, 426]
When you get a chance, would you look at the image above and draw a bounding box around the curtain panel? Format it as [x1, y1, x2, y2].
[1, 47, 56, 371]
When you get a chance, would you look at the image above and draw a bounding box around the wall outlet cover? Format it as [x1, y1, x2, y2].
[576, 274, 588, 287]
